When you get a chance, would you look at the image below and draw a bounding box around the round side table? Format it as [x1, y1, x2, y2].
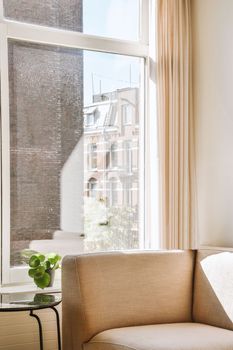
[0, 292, 62, 350]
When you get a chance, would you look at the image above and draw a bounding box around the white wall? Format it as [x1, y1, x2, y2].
[192, 0, 233, 247]
[61, 136, 84, 233]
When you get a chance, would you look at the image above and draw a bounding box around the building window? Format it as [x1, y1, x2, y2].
[124, 141, 132, 173]
[122, 104, 134, 125]
[85, 112, 95, 127]
[108, 104, 117, 126]
[88, 178, 98, 198]
[109, 178, 119, 206]
[0, 0, 151, 285]
[88, 143, 97, 169]
[124, 180, 132, 207]
[110, 142, 118, 168]
[85, 108, 100, 127]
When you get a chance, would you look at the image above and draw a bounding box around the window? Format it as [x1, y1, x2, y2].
[0, 0, 152, 285]
[88, 143, 98, 169]
[124, 140, 132, 173]
[88, 178, 98, 198]
[85, 112, 95, 127]
[122, 104, 134, 125]
[85, 108, 100, 127]
[124, 180, 132, 207]
[109, 178, 119, 206]
[110, 142, 118, 168]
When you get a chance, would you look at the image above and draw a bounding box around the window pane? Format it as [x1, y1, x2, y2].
[8, 40, 143, 266]
[4, 0, 83, 32]
[4, 0, 140, 41]
[8, 40, 83, 266]
[83, 51, 142, 252]
[83, 0, 140, 40]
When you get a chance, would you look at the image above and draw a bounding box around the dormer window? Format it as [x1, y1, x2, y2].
[122, 104, 134, 125]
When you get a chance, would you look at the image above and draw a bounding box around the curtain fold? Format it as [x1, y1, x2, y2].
[157, 0, 197, 249]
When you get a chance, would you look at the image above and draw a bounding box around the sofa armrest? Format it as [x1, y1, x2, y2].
[62, 255, 87, 350]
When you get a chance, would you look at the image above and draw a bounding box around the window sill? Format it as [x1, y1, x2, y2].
[0, 281, 61, 295]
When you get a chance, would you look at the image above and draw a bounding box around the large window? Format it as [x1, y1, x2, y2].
[0, 0, 152, 285]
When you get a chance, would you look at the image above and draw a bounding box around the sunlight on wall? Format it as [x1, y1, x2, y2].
[61, 136, 84, 233]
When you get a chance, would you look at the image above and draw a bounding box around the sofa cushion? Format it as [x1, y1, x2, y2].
[193, 249, 233, 330]
[84, 323, 233, 350]
[62, 250, 194, 345]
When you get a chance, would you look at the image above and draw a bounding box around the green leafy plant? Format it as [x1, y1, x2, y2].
[27, 252, 61, 289]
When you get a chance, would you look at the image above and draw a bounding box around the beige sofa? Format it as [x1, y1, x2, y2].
[62, 249, 233, 350]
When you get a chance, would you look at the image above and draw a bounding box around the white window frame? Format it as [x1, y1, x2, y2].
[0, 0, 156, 286]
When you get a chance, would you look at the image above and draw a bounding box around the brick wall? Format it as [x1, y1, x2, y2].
[6, 0, 83, 265]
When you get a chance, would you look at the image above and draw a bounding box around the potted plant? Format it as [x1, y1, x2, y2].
[27, 252, 61, 289]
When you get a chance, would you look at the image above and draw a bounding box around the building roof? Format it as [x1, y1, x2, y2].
[84, 100, 118, 129]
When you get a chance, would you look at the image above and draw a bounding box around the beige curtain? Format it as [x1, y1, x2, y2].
[157, 0, 197, 249]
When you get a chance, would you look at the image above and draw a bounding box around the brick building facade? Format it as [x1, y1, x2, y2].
[8, 0, 83, 265]
[83, 87, 140, 250]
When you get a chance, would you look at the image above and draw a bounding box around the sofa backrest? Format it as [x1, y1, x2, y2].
[193, 249, 233, 331]
[62, 250, 195, 349]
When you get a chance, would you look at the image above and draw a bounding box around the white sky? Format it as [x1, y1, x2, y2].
[83, 0, 141, 105]
[83, 0, 139, 40]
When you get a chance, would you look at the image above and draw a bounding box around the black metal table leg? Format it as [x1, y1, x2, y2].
[50, 306, 61, 350]
[30, 309, 44, 350]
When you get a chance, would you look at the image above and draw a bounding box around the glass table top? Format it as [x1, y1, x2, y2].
[0, 292, 62, 311]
